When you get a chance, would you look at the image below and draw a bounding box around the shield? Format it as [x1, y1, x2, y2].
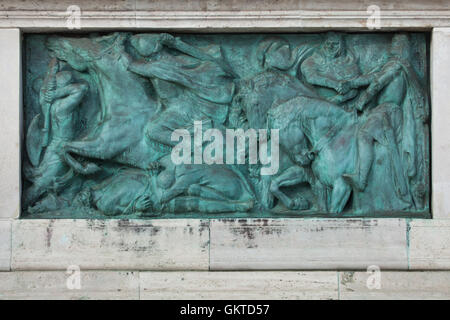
[26, 114, 45, 167]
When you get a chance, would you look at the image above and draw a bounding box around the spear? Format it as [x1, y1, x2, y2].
[40, 58, 58, 147]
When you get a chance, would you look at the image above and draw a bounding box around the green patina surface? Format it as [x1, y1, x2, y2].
[22, 32, 430, 219]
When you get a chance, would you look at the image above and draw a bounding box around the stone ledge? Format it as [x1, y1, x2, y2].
[0, 270, 449, 300]
[140, 271, 338, 300]
[0, 220, 11, 271]
[11, 219, 210, 271]
[5, 218, 450, 271]
[339, 271, 450, 299]
[1, 10, 450, 31]
[0, 271, 139, 300]
[210, 219, 408, 270]
[408, 220, 450, 269]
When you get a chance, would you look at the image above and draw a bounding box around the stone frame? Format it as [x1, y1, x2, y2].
[1, 7, 450, 275]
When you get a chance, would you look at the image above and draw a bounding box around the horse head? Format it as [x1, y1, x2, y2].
[267, 97, 310, 156]
[46, 33, 128, 72]
[237, 70, 315, 130]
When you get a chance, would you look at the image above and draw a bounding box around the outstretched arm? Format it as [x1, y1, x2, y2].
[301, 59, 341, 92]
[355, 61, 402, 111]
[347, 60, 394, 89]
[161, 34, 236, 77]
[127, 60, 158, 78]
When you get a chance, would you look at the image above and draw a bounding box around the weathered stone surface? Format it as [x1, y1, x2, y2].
[1, 0, 448, 11]
[136, 0, 450, 11]
[11, 219, 209, 270]
[339, 271, 450, 299]
[0, 271, 139, 300]
[140, 271, 338, 300]
[1, 2, 449, 30]
[0, 29, 21, 219]
[0, 220, 11, 271]
[409, 219, 450, 269]
[431, 28, 450, 219]
[210, 219, 408, 270]
[1, 270, 449, 300]
[0, 0, 135, 11]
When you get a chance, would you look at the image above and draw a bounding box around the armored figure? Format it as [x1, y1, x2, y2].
[301, 32, 361, 106]
[127, 33, 235, 149]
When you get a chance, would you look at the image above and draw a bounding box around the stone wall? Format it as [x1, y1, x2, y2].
[0, 0, 450, 299]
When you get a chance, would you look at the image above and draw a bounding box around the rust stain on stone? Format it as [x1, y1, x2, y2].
[46, 219, 54, 248]
[87, 219, 106, 231]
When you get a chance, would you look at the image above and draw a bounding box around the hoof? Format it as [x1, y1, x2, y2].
[289, 197, 310, 210]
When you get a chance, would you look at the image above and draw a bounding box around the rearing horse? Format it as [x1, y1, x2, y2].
[268, 95, 410, 213]
[46, 33, 163, 174]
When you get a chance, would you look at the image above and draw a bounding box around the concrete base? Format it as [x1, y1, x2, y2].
[0, 270, 449, 300]
[2, 218, 449, 272]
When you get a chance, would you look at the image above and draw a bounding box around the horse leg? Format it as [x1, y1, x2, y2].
[312, 179, 328, 212]
[63, 150, 100, 175]
[160, 174, 196, 204]
[65, 139, 119, 160]
[63, 139, 110, 175]
[270, 166, 310, 210]
[330, 177, 352, 213]
[64, 117, 143, 174]
[342, 132, 374, 192]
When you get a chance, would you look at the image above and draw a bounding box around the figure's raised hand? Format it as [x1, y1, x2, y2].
[134, 195, 153, 212]
[335, 80, 351, 95]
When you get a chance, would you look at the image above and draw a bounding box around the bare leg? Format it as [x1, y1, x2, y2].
[342, 133, 374, 191]
[63, 151, 101, 175]
[187, 184, 229, 201]
[312, 179, 328, 212]
[160, 174, 195, 203]
[330, 177, 352, 213]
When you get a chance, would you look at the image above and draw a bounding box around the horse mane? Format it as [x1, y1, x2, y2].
[237, 70, 294, 95]
[267, 97, 305, 131]
[235, 70, 301, 112]
[267, 95, 349, 132]
[74, 33, 127, 62]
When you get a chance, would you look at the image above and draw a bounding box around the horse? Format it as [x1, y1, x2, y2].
[234, 71, 320, 211]
[268, 95, 412, 214]
[46, 33, 164, 174]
